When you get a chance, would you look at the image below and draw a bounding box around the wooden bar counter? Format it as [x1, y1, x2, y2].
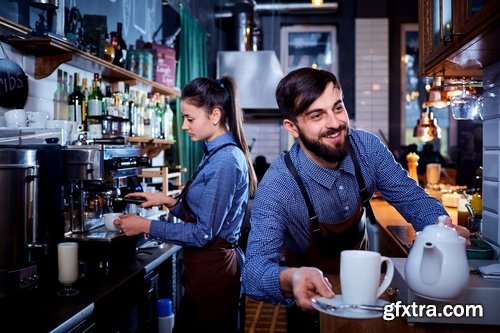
[319, 199, 498, 332]
[320, 274, 498, 333]
[371, 197, 457, 258]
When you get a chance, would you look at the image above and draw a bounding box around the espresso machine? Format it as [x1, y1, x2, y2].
[63, 143, 149, 274]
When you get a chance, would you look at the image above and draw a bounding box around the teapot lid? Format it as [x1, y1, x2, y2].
[420, 215, 463, 241]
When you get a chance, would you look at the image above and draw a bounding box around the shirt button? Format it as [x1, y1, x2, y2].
[344, 206, 349, 211]
[204, 234, 209, 239]
[339, 185, 344, 190]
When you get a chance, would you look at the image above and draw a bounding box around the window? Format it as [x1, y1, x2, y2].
[280, 25, 338, 75]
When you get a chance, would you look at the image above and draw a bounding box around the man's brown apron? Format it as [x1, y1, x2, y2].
[173, 236, 240, 333]
[283, 202, 368, 333]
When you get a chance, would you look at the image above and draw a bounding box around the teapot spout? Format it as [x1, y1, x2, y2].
[420, 242, 443, 285]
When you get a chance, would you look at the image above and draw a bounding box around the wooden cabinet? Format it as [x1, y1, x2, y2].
[418, 0, 500, 78]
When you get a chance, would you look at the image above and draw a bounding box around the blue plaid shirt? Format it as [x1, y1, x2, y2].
[242, 129, 448, 305]
[149, 132, 250, 249]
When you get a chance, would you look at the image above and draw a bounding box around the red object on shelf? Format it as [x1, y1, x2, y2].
[153, 44, 176, 88]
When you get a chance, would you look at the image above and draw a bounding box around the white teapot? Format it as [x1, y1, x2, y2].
[405, 215, 469, 300]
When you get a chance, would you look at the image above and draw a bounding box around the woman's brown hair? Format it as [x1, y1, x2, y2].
[181, 76, 257, 196]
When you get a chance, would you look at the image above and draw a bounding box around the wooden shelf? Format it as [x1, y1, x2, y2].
[2, 17, 180, 99]
[138, 166, 185, 197]
[127, 137, 176, 158]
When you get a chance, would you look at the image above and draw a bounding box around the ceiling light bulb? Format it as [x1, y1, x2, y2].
[312, 0, 323, 6]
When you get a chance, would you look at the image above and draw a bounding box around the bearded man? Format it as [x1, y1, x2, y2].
[241, 67, 470, 333]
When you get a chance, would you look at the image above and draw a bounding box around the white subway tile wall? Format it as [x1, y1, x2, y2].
[481, 60, 500, 254]
[354, 18, 389, 142]
[243, 118, 287, 165]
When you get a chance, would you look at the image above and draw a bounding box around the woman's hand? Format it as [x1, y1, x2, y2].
[125, 191, 177, 209]
[114, 214, 151, 236]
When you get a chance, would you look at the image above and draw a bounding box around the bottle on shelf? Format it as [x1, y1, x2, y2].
[81, 77, 89, 131]
[153, 93, 164, 139]
[103, 33, 115, 63]
[68, 72, 85, 127]
[87, 73, 104, 139]
[53, 69, 69, 120]
[113, 22, 127, 68]
[87, 73, 103, 117]
[163, 97, 175, 141]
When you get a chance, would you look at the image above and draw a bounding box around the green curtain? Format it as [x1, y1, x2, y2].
[175, 6, 207, 181]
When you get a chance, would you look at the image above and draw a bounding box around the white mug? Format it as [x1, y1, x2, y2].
[27, 111, 50, 126]
[340, 250, 394, 306]
[4, 109, 27, 127]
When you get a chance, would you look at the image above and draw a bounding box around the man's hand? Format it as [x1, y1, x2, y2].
[279, 267, 335, 312]
[439, 216, 471, 246]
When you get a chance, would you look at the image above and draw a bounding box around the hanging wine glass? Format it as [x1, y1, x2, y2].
[449, 79, 479, 120]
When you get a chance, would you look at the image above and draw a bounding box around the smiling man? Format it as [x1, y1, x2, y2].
[241, 67, 469, 333]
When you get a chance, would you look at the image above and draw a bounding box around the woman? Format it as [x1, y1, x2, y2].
[115, 76, 257, 333]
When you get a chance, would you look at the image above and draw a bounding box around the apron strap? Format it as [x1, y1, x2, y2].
[284, 152, 365, 256]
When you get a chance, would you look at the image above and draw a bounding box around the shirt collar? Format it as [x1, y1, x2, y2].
[202, 132, 236, 155]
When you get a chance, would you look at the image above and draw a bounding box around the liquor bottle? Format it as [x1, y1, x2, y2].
[154, 93, 164, 139]
[68, 72, 85, 126]
[81, 77, 89, 131]
[113, 22, 127, 68]
[53, 69, 68, 120]
[87, 73, 103, 117]
[103, 33, 115, 63]
[163, 97, 174, 141]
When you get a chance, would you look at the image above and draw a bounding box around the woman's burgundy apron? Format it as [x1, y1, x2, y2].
[172, 142, 242, 333]
[173, 236, 240, 333]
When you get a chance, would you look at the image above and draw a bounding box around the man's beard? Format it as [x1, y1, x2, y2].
[298, 125, 350, 164]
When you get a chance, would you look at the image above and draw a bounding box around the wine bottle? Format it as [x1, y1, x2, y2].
[81, 77, 89, 131]
[113, 22, 127, 68]
[53, 69, 68, 120]
[68, 72, 85, 127]
[88, 73, 103, 117]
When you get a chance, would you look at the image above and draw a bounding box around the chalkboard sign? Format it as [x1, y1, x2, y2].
[0, 59, 29, 109]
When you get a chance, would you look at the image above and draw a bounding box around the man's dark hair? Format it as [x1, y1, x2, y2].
[275, 67, 342, 121]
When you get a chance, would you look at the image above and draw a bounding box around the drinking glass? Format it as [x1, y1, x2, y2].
[57, 242, 79, 296]
[449, 84, 478, 120]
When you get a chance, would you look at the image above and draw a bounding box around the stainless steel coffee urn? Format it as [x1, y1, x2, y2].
[0, 144, 66, 298]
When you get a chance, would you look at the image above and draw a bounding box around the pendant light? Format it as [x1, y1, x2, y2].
[413, 106, 441, 142]
[423, 76, 449, 109]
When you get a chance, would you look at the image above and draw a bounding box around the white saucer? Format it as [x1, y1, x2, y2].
[312, 295, 389, 319]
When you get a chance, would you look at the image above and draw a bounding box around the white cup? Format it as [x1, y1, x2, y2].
[27, 111, 50, 127]
[4, 109, 27, 127]
[340, 250, 394, 307]
[57, 242, 78, 285]
[426, 163, 441, 184]
[103, 212, 122, 231]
